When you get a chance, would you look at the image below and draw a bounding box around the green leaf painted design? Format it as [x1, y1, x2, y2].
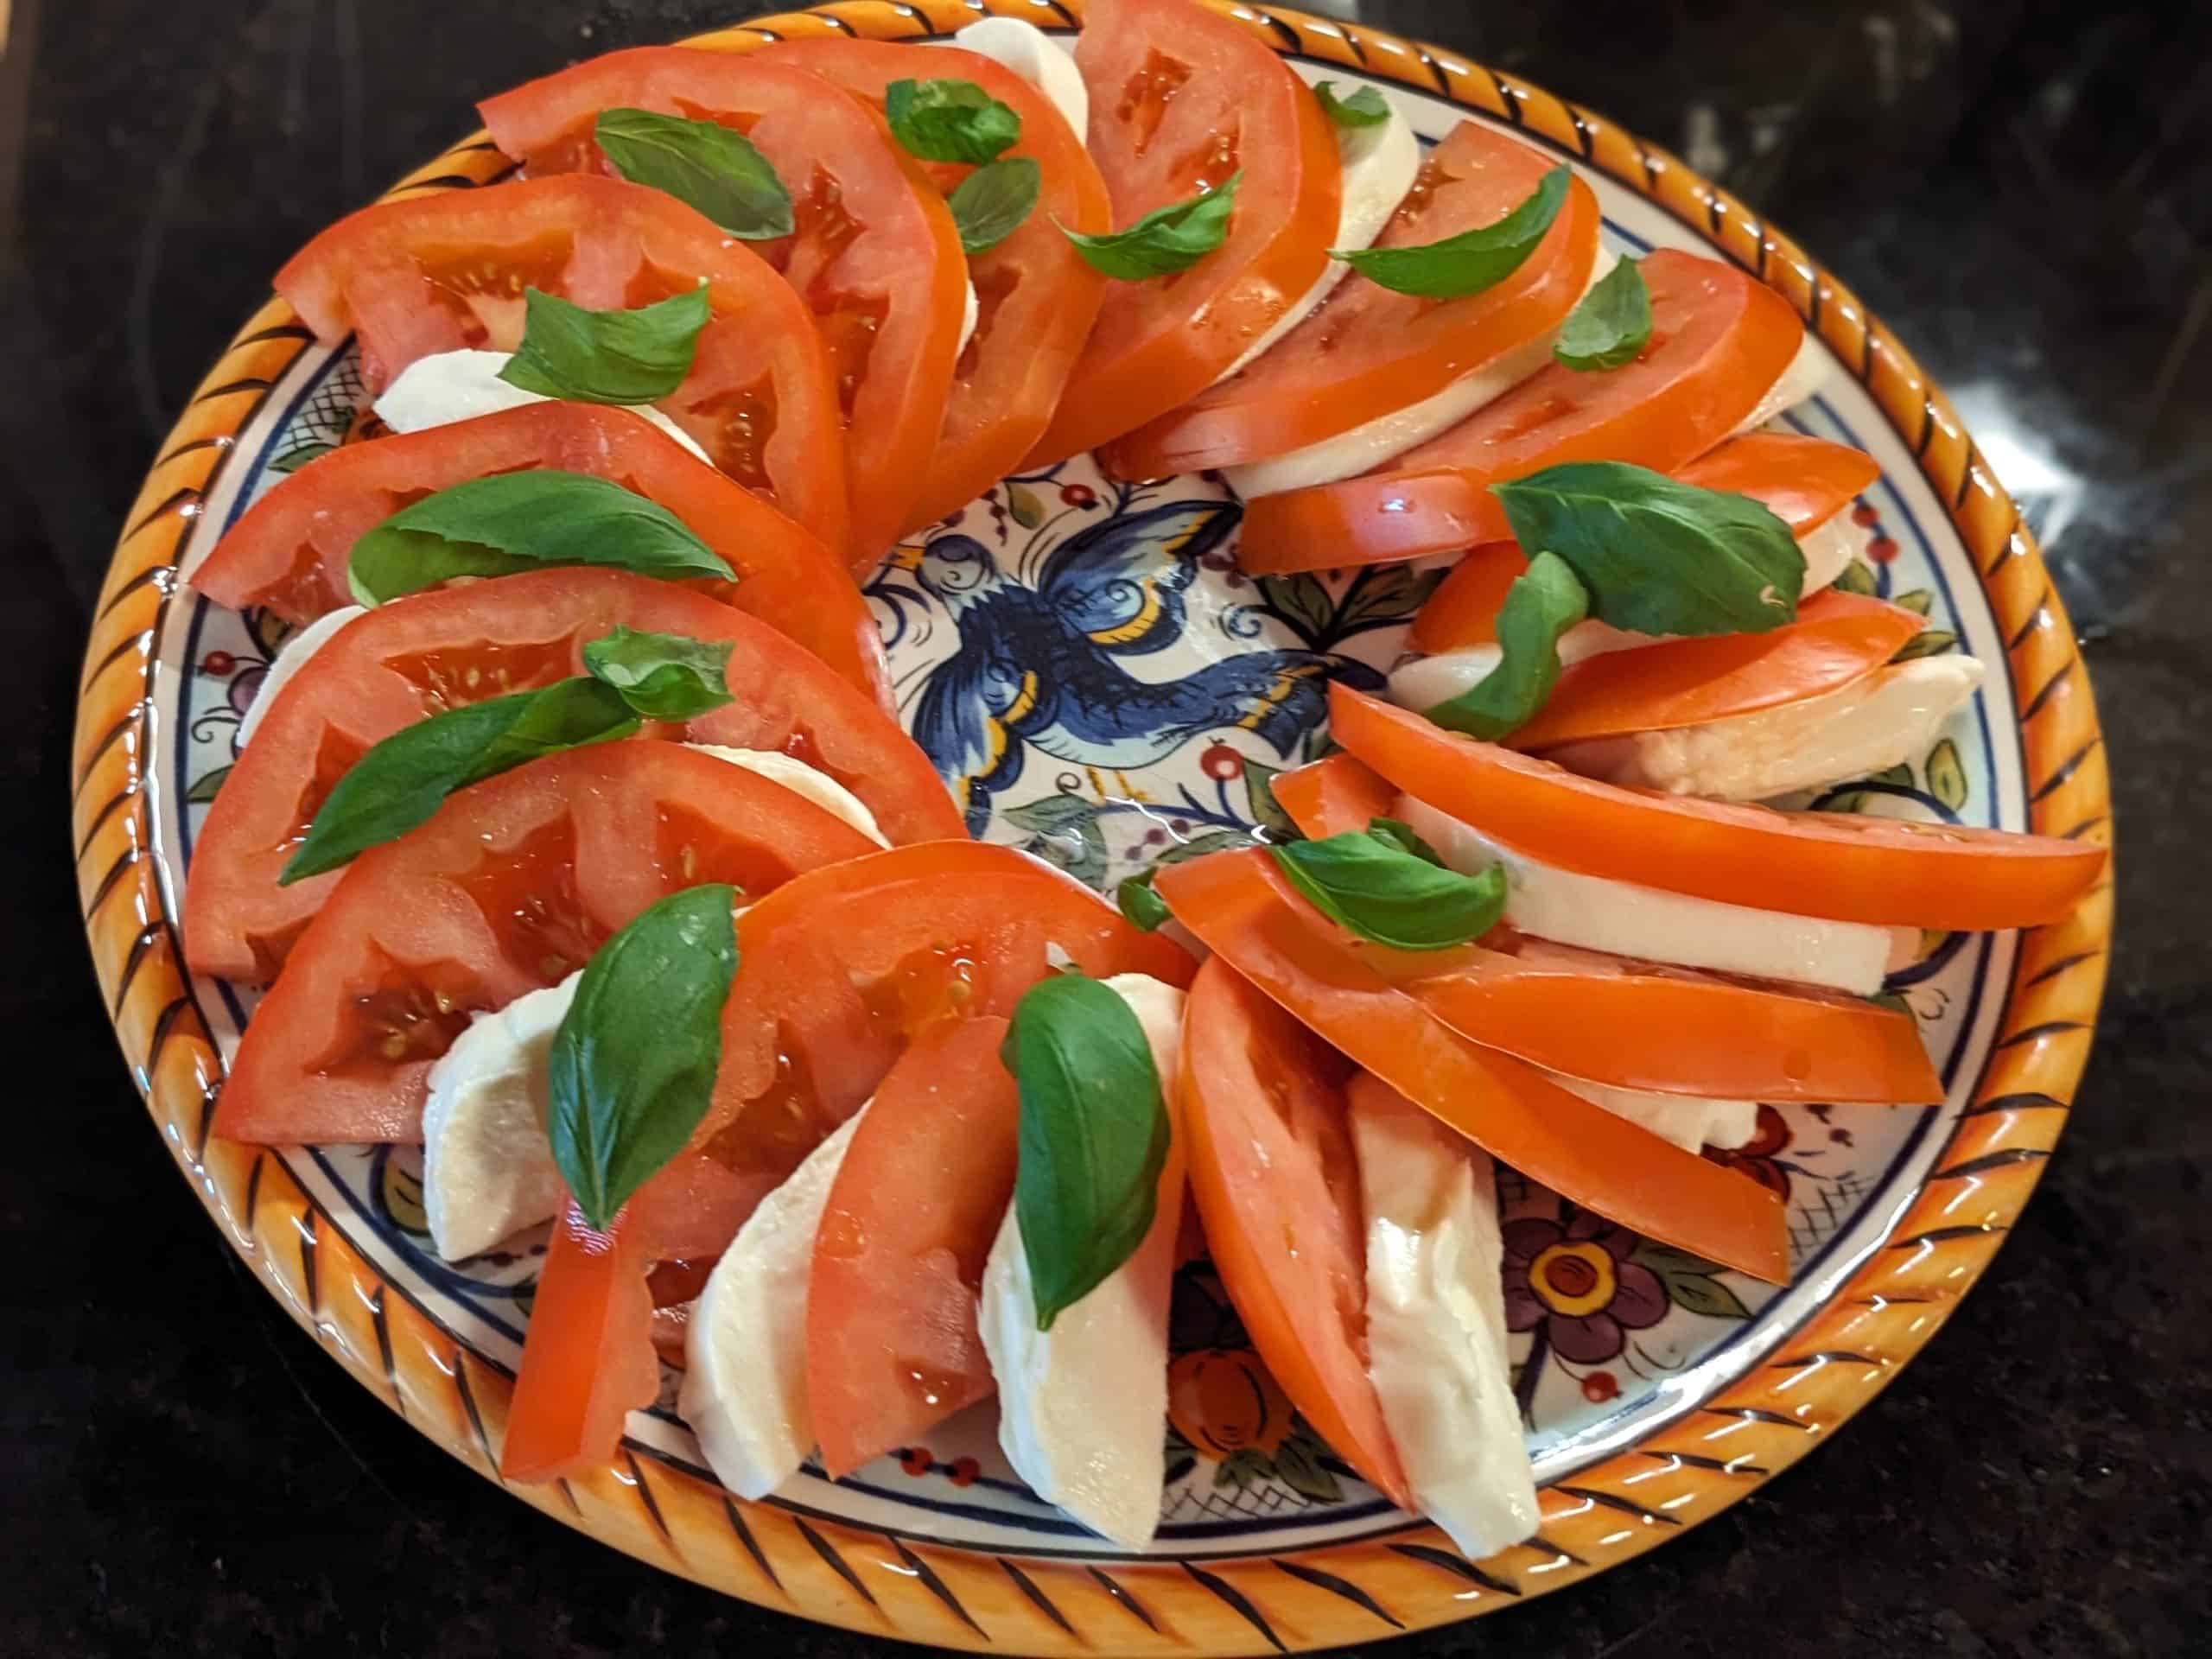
[1004, 792, 1107, 890]
[1925, 737, 1968, 811]
[1891, 629, 1959, 661]
[1336, 563, 1446, 634]
[1007, 482, 1046, 529]
[269, 442, 335, 474]
[1658, 1270, 1751, 1320]
[379, 1155, 429, 1235]
[1242, 759, 1299, 840]
[186, 765, 232, 804]
[1891, 588, 1933, 616]
[1269, 1430, 1344, 1503]
[1255, 573, 1333, 644]
[1832, 557, 1879, 596]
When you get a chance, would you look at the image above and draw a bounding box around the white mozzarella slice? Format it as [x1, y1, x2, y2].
[680, 1108, 869, 1500]
[1554, 1074, 1760, 1154]
[1732, 331, 1832, 437]
[979, 974, 1186, 1548]
[1349, 1073, 1538, 1560]
[955, 16, 1088, 137]
[1796, 513, 1859, 594]
[681, 744, 889, 846]
[374, 349, 714, 465]
[235, 605, 365, 747]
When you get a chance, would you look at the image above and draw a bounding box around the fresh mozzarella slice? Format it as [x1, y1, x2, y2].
[955, 16, 1088, 137]
[1796, 512, 1858, 594]
[374, 349, 714, 465]
[1555, 1074, 1760, 1154]
[235, 605, 365, 747]
[1732, 330, 1832, 437]
[1348, 1073, 1538, 1561]
[1224, 251, 1620, 500]
[681, 1108, 870, 1500]
[681, 744, 889, 846]
[1394, 793, 1908, 995]
[419, 971, 581, 1262]
[979, 973, 1186, 1548]
[1547, 656, 1986, 804]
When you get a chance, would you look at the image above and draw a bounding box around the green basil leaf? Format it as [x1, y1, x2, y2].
[1271, 829, 1508, 950]
[593, 106, 794, 239]
[1061, 171, 1242, 280]
[1116, 870, 1172, 932]
[1002, 973, 1170, 1331]
[498, 284, 709, 405]
[950, 156, 1040, 254]
[1553, 256, 1652, 372]
[279, 679, 636, 882]
[1336, 165, 1570, 298]
[885, 77, 1022, 164]
[1363, 816, 1446, 866]
[1314, 80, 1390, 128]
[582, 626, 735, 721]
[1424, 551, 1591, 740]
[548, 883, 739, 1231]
[1490, 461, 1803, 636]
[346, 471, 733, 606]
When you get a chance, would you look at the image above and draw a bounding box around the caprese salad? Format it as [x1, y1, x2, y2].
[177, 0, 2105, 1561]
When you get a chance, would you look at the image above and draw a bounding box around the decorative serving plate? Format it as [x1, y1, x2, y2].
[72, 2, 2113, 1650]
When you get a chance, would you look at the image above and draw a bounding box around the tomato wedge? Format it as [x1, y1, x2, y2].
[1020, 0, 1341, 467]
[1268, 749, 1398, 841]
[1180, 957, 1411, 1506]
[500, 1202, 659, 1483]
[183, 569, 956, 985]
[1154, 852, 1789, 1283]
[480, 49, 967, 568]
[1330, 683, 2107, 929]
[209, 741, 879, 1146]
[275, 175, 848, 550]
[1105, 122, 1601, 479]
[807, 1015, 1020, 1479]
[764, 38, 1112, 531]
[1239, 248, 1804, 571]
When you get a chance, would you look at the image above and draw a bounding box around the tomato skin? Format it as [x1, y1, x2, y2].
[1329, 683, 2107, 930]
[1268, 749, 1397, 839]
[274, 174, 849, 550]
[806, 1015, 1020, 1479]
[188, 403, 889, 709]
[500, 1202, 660, 1484]
[1238, 248, 1805, 571]
[1180, 957, 1412, 1506]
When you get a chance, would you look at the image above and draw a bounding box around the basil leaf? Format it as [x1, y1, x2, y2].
[498, 284, 709, 404]
[594, 107, 793, 239]
[1364, 816, 1446, 866]
[1271, 826, 1508, 950]
[1314, 80, 1390, 128]
[1490, 461, 1803, 636]
[1424, 551, 1591, 740]
[582, 626, 735, 721]
[886, 77, 1021, 164]
[1336, 165, 1570, 298]
[1062, 171, 1242, 279]
[1002, 973, 1170, 1331]
[950, 156, 1040, 255]
[1116, 870, 1171, 932]
[346, 471, 733, 606]
[1554, 257, 1652, 372]
[547, 884, 739, 1231]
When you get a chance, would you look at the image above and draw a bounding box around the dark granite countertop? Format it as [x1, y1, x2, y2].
[5, 1, 2208, 1653]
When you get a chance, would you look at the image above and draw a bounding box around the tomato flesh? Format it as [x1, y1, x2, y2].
[500, 1202, 660, 1483]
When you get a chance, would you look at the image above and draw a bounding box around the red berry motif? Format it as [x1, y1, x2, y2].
[1581, 1370, 1620, 1403]
[1059, 483, 1096, 508]
[1200, 743, 1244, 782]
[201, 651, 236, 676]
[948, 1456, 981, 1488]
[1868, 535, 1900, 564]
[1851, 502, 1880, 528]
[899, 1447, 931, 1478]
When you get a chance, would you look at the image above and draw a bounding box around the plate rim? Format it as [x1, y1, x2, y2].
[69, 1, 2114, 1651]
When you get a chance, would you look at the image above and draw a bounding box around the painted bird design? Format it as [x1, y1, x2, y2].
[903, 500, 1368, 833]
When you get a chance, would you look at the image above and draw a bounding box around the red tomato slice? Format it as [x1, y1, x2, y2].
[188, 403, 888, 708]
[500, 1201, 659, 1484]
[1239, 248, 1805, 571]
[479, 49, 967, 568]
[1020, 0, 1342, 467]
[1106, 122, 1601, 479]
[807, 1015, 1020, 1479]
[1180, 957, 1412, 1506]
[763, 39, 1112, 532]
[183, 569, 956, 985]
[1330, 683, 2107, 929]
[1268, 749, 1399, 841]
[208, 741, 879, 1146]
[1155, 852, 1789, 1283]
[275, 175, 849, 550]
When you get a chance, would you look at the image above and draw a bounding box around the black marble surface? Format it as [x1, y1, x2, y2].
[5, 1, 2209, 1653]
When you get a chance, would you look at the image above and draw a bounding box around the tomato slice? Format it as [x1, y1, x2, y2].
[183, 569, 957, 985]
[806, 1014, 1020, 1479]
[188, 404, 888, 708]
[479, 49, 967, 568]
[500, 1201, 659, 1483]
[208, 741, 880, 1146]
[275, 174, 849, 550]
[1180, 957, 1411, 1506]
[1268, 749, 1399, 842]
[1239, 248, 1804, 571]
[1330, 683, 2107, 929]
[1020, 0, 1341, 467]
[1105, 122, 1601, 479]
[1155, 852, 1789, 1283]
[764, 39, 1112, 531]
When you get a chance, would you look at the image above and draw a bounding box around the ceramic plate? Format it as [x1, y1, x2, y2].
[73, 3, 2113, 1650]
